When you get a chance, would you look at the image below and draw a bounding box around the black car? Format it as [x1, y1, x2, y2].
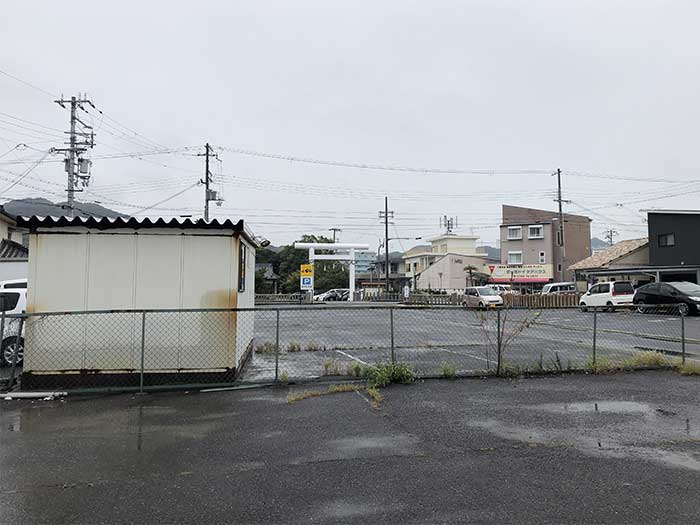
[633, 281, 700, 315]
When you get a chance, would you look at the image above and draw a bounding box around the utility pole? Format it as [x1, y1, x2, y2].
[197, 143, 222, 221]
[378, 197, 394, 293]
[54, 95, 95, 218]
[329, 228, 342, 242]
[604, 228, 618, 246]
[554, 168, 571, 282]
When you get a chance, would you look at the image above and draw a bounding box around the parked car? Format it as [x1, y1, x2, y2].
[462, 286, 503, 309]
[0, 279, 27, 289]
[490, 284, 515, 295]
[633, 281, 700, 316]
[541, 282, 576, 295]
[314, 288, 350, 302]
[0, 288, 26, 367]
[579, 281, 635, 312]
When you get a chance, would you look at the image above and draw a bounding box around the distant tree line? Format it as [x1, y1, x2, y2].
[255, 234, 349, 294]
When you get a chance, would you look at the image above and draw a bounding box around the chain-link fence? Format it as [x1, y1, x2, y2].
[1, 304, 694, 392]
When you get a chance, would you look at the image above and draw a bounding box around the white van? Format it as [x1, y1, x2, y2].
[579, 281, 635, 312]
[0, 288, 26, 366]
[541, 282, 576, 295]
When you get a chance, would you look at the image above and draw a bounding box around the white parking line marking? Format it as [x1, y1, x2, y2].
[334, 349, 369, 365]
[438, 347, 491, 363]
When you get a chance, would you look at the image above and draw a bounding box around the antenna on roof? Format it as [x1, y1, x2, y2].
[439, 215, 458, 235]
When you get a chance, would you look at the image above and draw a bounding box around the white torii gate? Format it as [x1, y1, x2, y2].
[294, 242, 370, 302]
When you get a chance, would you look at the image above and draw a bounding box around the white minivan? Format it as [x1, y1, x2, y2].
[579, 281, 635, 312]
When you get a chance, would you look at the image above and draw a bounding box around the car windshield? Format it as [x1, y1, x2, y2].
[477, 287, 498, 295]
[671, 282, 700, 295]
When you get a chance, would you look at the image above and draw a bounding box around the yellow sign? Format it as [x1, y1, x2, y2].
[300, 264, 314, 277]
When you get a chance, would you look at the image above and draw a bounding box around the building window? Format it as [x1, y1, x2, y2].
[390, 263, 398, 273]
[507, 251, 523, 265]
[238, 242, 247, 292]
[528, 225, 544, 239]
[539, 251, 546, 264]
[658, 233, 675, 247]
[556, 230, 563, 246]
[507, 226, 522, 240]
[557, 263, 562, 273]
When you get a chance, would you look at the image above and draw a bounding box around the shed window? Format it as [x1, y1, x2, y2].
[238, 243, 247, 292]
[658, 233, 675, 247]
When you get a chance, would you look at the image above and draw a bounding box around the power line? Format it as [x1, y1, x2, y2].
[0, 68, 58, 98]
[219, 146, 552, 176]
[132, 182, 200, 215]
[0, 150, 52, 194]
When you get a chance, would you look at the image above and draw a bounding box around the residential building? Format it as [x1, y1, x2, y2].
[372, 251, 408, 291]
[498, 205, 591, 285]
[569, 238, 650, 286]
[403, 234, 480, 287]
[354, 251, 376, 273]
[647, 210, 700, 267]
[415, 253, 492, 292]
[0, 206, 25, 245]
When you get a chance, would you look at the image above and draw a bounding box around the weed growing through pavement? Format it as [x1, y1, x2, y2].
[323, 358, 343, 376]
[360, 362, 416, 387]
[440, 362, 457, 379]
[677, 361, 700, 375]
[279, 371, 289, 384]
[287, 341, 301, 353]
[366, 387, 383, 408]
[255, 341, 277, 354]
[620, 351, 670, 369]
[287, 383, 361, 403]
[305, 342, 325, 352]
[346, 362, 363, 377]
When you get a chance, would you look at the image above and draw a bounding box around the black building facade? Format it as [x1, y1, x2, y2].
[648, 210, 700, 267]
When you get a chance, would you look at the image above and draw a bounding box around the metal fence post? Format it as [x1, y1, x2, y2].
[139, 311, 146, 394]
[8, 316, 24, 389]
[681, 307, 686, 364]
[592, 308, 597, 368]
[275, 309, 280, 382]
[496, 308, 502, 376]
[390, 308, 396, 364]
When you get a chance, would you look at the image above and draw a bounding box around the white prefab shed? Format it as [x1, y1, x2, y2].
[17, 215, 256, 386]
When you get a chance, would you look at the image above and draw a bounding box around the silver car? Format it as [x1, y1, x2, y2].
[462, 286, 504, 309]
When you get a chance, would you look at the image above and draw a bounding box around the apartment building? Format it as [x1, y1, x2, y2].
[498, 205, 591, 284]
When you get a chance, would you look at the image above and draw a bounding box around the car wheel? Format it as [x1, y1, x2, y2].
[679, 303, 690, 316]
[606, 301, 615, 313]
[579, 303, 588, 313]
[635, 303, 648, 314]
[1, 337, 24, 367]
[478, 302, 485, 310]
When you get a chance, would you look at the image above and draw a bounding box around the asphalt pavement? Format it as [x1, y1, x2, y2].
[243, 306, 700, 382]
[2, 371, 699, 523]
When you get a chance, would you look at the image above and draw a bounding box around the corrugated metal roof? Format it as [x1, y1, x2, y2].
[16, 215, 257, 246]
[0, 239, 28, 259]
[17, 215, 241, 231]
[569, 238, 648, 271]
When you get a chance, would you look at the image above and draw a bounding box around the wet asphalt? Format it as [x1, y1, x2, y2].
[2, 370, 700, 524]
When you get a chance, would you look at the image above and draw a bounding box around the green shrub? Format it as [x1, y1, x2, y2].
[287, 341, 301, 353]
[346, 362, 363, 377]
[440, 362, 457, 379]
[279, 371, 289, 384]
[361, 362, 416, 387]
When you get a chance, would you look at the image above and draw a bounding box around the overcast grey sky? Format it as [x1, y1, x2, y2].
[1, 0, 699, 250]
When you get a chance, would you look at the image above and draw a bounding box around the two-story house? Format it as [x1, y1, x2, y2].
[498, 205, 591, 285]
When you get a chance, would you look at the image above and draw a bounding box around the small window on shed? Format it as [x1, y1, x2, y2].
[238, 243, 247, 292]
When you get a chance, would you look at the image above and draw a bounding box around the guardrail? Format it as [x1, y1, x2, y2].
[255, 293, 305, 304]
[405, 293, 462, 305]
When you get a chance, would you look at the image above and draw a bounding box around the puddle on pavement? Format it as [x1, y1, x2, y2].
[537, 401, 652, 415]
[331, 434, 419, 454]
